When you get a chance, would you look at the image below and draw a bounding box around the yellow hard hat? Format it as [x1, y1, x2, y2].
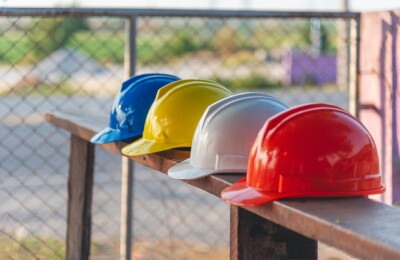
[121, 79, 232, 156]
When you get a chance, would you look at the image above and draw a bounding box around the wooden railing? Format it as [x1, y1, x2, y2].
[46, 111, 400, 260]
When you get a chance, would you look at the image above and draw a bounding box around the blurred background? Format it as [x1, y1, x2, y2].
[0, 1, 399, 259]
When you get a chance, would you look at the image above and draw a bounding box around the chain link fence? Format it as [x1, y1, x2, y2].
[0, 9, 358, 259]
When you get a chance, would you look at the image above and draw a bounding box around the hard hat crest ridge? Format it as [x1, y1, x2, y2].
[154, 79, 229, 100]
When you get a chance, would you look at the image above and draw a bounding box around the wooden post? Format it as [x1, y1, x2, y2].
[230, 206, 317, 260]
[66, 135, 95, 260]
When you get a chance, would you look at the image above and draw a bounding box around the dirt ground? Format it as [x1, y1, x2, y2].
[89, 241, 358, 260]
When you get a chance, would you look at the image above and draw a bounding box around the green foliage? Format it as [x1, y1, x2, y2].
[0, 236, 65, 259]
[297, 20, 337, 53]
[0, 235, 109, 259]
[320, 23, 337, 53]
[0, 19, 338, 65]
[211, 75, 282, 90]
[28, 17, 89, 61]
[137, 28, 211, 64]
[170, 29, 208, 56]
[221, 50, 259, 67]
[69, 31, 125, 64]
[213, 25, 240, 55]
[0, 30, 125, 65]
[1, 79, 79, 97]
[0, 33, 31, 64]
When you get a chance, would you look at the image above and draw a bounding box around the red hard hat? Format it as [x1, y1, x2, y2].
[221, 103, 385, 206]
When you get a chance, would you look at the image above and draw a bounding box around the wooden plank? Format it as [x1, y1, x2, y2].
[46, 111, 400, 259]
[45, 112, 189, 169]
[230, 206, 317, 259]
[243, 197, 400, 259]
[66, 135, 95, 260]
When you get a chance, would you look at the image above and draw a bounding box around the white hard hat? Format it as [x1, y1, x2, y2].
[167, 92, 288, 179]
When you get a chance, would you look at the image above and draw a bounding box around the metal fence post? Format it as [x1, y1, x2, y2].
[349, 15, 361, 117]
[120, 14, 137, 260]
[120, 157, 134, 260]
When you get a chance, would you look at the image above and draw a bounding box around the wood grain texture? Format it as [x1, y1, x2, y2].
[46, 111, 400, 259]
[230, 206, 317, 260]
[45, 112, 189, 170]
[66, 135, 95, 260]
[242, 198, 400, 259]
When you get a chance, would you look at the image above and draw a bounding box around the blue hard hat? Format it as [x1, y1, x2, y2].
[90, 73, 180, 144]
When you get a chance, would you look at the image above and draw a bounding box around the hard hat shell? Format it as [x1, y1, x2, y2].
[121, 79, 232, 156]
[90, 73, 180, 144]
[222, 103, 385, 206]
[168, 92, 288, 180]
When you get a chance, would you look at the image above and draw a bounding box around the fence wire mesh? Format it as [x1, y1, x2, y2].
[0, 10, 356, 259]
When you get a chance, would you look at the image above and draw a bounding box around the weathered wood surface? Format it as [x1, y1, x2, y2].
[230, 206, 317, 259]
[46, 111, 400, 259]
[66, 135, 95, 260]
[45, 111, 189, 169]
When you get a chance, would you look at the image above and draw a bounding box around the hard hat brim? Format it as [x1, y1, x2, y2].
[121, 137, 191, 156]
[90, 127, 141, 144]
[222, 178, 386, 206]
[168, 159, 246, 180]
[168, 159, 215, 179]
[221, 178, 285, 206]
